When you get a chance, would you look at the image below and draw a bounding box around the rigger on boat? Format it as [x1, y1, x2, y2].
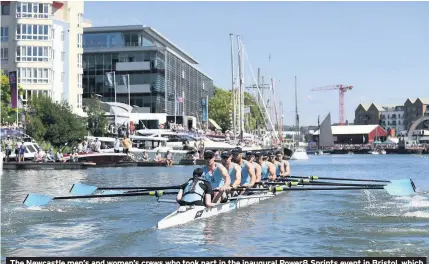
[22, 148, 421, 230]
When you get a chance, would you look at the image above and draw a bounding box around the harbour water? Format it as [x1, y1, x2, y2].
[1, 154, 429, 257]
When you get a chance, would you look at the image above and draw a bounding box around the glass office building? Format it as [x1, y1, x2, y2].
[82, 25, 214, 117]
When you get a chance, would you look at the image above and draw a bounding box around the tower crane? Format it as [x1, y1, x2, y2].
[311, 85, 353, 126]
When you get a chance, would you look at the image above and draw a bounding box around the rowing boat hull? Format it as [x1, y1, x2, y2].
[157, 191, 278, 229]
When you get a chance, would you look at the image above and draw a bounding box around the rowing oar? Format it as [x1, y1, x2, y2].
[271, 178, 417, 196]
[263, 180, 386, 187]
[69, 183, 181, 196]
[23, 190, 179, 207]
[285, 175, 391, 183]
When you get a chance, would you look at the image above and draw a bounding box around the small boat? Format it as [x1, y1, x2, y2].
[157, 187, 285, 229]
[290, 148, 309, 160]
[380, 150, 387, 155]
[369, 150, 379, 155]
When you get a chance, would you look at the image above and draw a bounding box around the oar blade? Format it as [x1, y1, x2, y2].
[23, 194, 54, 207]
[383, 179, 416, 196]
[70, 183, 98, 195]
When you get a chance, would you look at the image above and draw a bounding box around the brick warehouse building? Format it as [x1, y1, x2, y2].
[313, 125, 387, 144]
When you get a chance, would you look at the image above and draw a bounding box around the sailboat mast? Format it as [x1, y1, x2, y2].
[295, 76, 299, 145]
[237, 35, 244, 141]
[230, 33, 236, 140]
[317, 115, 320, 149]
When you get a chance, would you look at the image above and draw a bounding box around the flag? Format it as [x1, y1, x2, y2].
[9, 71, 18, 109]
[122, 75, 128, 90]
[106, 72, 113, 86]
[177, 96, 183, 103]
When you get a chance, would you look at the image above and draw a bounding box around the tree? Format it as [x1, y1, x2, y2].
[1, 74, 24, 124]
[26, 95, 87, 147]
[86, 97, 108, 136]
[208, 86, 265, 132]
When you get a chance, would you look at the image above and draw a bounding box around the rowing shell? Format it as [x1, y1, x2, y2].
[157, 187, 284, 229]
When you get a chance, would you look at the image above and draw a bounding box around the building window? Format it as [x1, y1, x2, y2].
[1, 48, 8, 63]
[16, 46, 50, 62]
[77, 74, 82, 88]
[77, 33, 82, 48]
[77, 13, 83, 27]
[16, 24, 51, 40]
[17, 68, 50, 84]
[16, 2, 51, 19]
[1, 3, 10, 15]
[61, 72, 64, 82]
[77, 94, 82, 108]
[1, 27, 8, 42]
[61, 52, 65, 62]
[77, 53, 82, 68]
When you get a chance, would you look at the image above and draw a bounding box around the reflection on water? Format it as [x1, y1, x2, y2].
[1, 155, 429, 257]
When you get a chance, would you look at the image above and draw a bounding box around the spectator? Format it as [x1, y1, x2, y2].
[122, 135, 132, 154]
[142, 150, 149, 161]
[18, 141, 25, 162]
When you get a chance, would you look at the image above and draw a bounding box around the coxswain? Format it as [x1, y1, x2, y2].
[246, 151, 262, 184]
[231, 148, 256, 188]
[176, 168, 214, 207]
[275, 150, 291, 177]
[220, 151, 242, 189]
[256, 152, 276, 182]
[201, 150, 231, 203]
[268, 151, 285, 177]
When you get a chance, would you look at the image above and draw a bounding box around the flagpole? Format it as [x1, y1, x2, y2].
[113, 71, 117, 104]
[206, 95, 209, 131]
[127, 74, 130, 106]
[182, 90, 185, 129]
[174, 80, 177, 124]
[16, 85, 19, 127]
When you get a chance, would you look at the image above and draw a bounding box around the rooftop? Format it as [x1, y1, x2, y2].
[314, 124, 383, 135]
[84, 25, 198, 64]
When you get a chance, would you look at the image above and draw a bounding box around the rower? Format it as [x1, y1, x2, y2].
[247, 151, 262, 184]
[268, 151, 285, 177]
[201, 150, 231, 203]
[231, 148, 256, 188]
[256, 152, 276, 182]
[220, 150, 242, 189]
[275, 150, 290, 177]
[176, 168, 214, 208]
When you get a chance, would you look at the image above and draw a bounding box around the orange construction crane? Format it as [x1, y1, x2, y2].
[311, 85, 353, 126]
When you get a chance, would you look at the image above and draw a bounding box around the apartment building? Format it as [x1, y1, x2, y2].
[403, 98, 429, 130]
[379, 105, 405, 134]
[82, 25, 214, 116]
[354, 98, 429, 135]
[1, 1, 84, 115]
[354, 103, 381, 125]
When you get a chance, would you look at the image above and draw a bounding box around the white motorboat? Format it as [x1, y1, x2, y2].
[369, 150, 379, 155]
[290, 147, 309, 160]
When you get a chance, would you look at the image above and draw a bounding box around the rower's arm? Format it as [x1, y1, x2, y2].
[246, 162, 256, 186]
[255, 164, 262, 183]
[176, 189, 184, 202]
[279, 162, 285, 177]
[220, 167, 231, 188]
[284, 161, 291, 176]
[232, 165, 242, 188]
[268, 163, 277, 180]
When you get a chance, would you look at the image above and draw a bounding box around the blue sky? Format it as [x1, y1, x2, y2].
[84, 1, 429, 126]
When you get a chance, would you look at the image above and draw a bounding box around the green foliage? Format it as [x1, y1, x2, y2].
[1, 74, 24, 124]
[86, 97, 108, 136]
[26, 96, 87, 147]
[208, 86, 264, 132]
